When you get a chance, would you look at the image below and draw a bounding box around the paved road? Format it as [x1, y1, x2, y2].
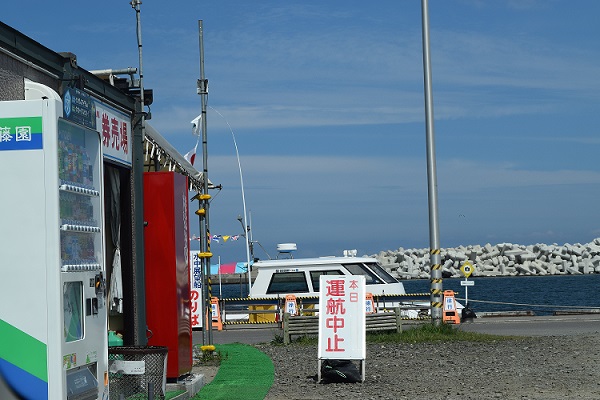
[459, 314, 600, 336]
[193, 314, 600, 346]
[193, 324, 282, 345]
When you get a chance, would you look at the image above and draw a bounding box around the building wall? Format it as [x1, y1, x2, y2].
[0, 53, 57, 100]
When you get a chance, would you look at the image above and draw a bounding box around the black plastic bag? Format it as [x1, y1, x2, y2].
[320, 359, 362, 383]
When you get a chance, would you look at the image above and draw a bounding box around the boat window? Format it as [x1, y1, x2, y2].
[266, 272, 309, 294]
[342, 263, 383, 285]
[310, 270, 344, 292]
[364, 262, 400, 284]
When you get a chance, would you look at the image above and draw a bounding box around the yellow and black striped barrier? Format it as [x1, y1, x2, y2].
[223, 320, 276, 325]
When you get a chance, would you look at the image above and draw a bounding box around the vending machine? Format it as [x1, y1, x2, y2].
[0, 81, 108, 399]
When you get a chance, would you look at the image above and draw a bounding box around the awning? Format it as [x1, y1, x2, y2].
[210, 262, 248, 275]
[144, 123, 212, 191]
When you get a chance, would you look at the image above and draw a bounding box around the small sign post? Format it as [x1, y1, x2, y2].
[285, 294, 298, 316]
[318, 275, 366, 382]
[460, 261, 475, 306]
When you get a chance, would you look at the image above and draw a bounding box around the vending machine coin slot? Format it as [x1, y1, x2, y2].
[91, 298, 98, 315]
[86, 298, 92, 316]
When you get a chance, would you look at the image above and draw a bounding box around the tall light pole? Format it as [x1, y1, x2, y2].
[237, 214, 252, 296]
[130, 0, 148, 346]
[421, 0, 443, 326]
[229, 142, 252, 294]
[210, 106, 253, 295]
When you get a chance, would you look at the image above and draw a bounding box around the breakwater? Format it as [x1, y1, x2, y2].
[374, 238, 600, 279]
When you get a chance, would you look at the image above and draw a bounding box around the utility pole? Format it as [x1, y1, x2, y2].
[421, 0, 443, 325]
[130, 0, 148, 345]
[194, 20, 213, 345]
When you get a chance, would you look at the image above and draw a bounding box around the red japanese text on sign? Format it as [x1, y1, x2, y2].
[95, 100, 132, 166]
[318, 275, 366, 360]
[189, 252, 204, 329]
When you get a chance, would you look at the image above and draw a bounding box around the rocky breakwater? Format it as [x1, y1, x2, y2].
[374, 238, 600, 279]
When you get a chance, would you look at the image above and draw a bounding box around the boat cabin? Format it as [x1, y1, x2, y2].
[249, 255, 406, 298]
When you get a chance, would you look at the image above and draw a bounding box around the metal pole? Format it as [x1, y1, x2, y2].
[130, 0, 148, 345]
[198, 20, 213, 344]
[206, 106, 252, 294]
[218, 256, 222, 298]
[232, 137, 251, 296]
[421, 0, 443, 325]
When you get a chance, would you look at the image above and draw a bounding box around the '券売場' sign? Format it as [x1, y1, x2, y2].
[318, 275, 366, 360]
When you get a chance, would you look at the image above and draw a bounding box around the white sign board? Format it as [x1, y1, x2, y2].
[94, 100, 132, 166]
[190, 251, 204, 329]
[444, 295, 456, 311]
[318, 275, 366, 360]
[109, 360, 146, 375]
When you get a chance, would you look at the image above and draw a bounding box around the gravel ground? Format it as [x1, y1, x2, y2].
[256, 334, 600, 400]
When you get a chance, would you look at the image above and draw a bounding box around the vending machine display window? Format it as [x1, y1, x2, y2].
[63, 281, 84, 342]
[58, 119, 102, 273]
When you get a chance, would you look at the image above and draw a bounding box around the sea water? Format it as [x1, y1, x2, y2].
[214, 274, 600, 315]
[402, 274, 600, 315]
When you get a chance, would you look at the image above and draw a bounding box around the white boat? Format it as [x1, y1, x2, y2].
[247, 245, 432, 319]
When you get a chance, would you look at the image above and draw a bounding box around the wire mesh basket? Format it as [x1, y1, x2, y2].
[108, 345, 168, 399]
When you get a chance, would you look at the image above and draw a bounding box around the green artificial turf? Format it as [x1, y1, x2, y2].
[194, 343, 274, 400]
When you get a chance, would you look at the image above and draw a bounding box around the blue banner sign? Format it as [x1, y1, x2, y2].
[63, 88, 96, 130]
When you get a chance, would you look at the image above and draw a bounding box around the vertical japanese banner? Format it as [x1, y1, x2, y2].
[318, 275, 366, 360]
[190, 251, 204, 329]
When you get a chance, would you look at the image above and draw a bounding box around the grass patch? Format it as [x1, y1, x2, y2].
[270, 332, 284, 345]
[277, 324, 517, 346]
[270, 333, 319, 345]
[367, 323, 516, 344]
[193, 344, 228, 366]
[194, 343, 273, 400]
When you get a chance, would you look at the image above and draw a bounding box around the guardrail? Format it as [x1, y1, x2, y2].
[215, 293, 431, 325]
[282, 308, 403, 344]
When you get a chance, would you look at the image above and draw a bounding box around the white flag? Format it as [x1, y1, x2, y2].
[191, 115, 202, 136]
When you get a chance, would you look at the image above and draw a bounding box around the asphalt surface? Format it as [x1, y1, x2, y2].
[194, 324, 282, 346]
[459, 313, 600, 336]
[193, 314, 600, 346]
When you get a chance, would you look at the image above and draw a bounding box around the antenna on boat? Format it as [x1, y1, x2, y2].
[276, 243, 297, 259]
[343, 249, 358, 257]
[237, 214, 272, 261]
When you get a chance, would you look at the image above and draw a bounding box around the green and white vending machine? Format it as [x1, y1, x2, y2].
[0, 81, 108, 399]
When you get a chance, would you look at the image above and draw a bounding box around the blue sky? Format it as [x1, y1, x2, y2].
[4, 1, 600, 263]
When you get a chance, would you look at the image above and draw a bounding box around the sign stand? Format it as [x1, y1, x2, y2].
[210, 297, 223, 331]
[365, 293, 376, 314]
[317, 275, 366, 383]
[459, 261, 477, 321]
[285, 294, 298, 316]
[442, 290, 461, 324]
[317, 359, 365, 383]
